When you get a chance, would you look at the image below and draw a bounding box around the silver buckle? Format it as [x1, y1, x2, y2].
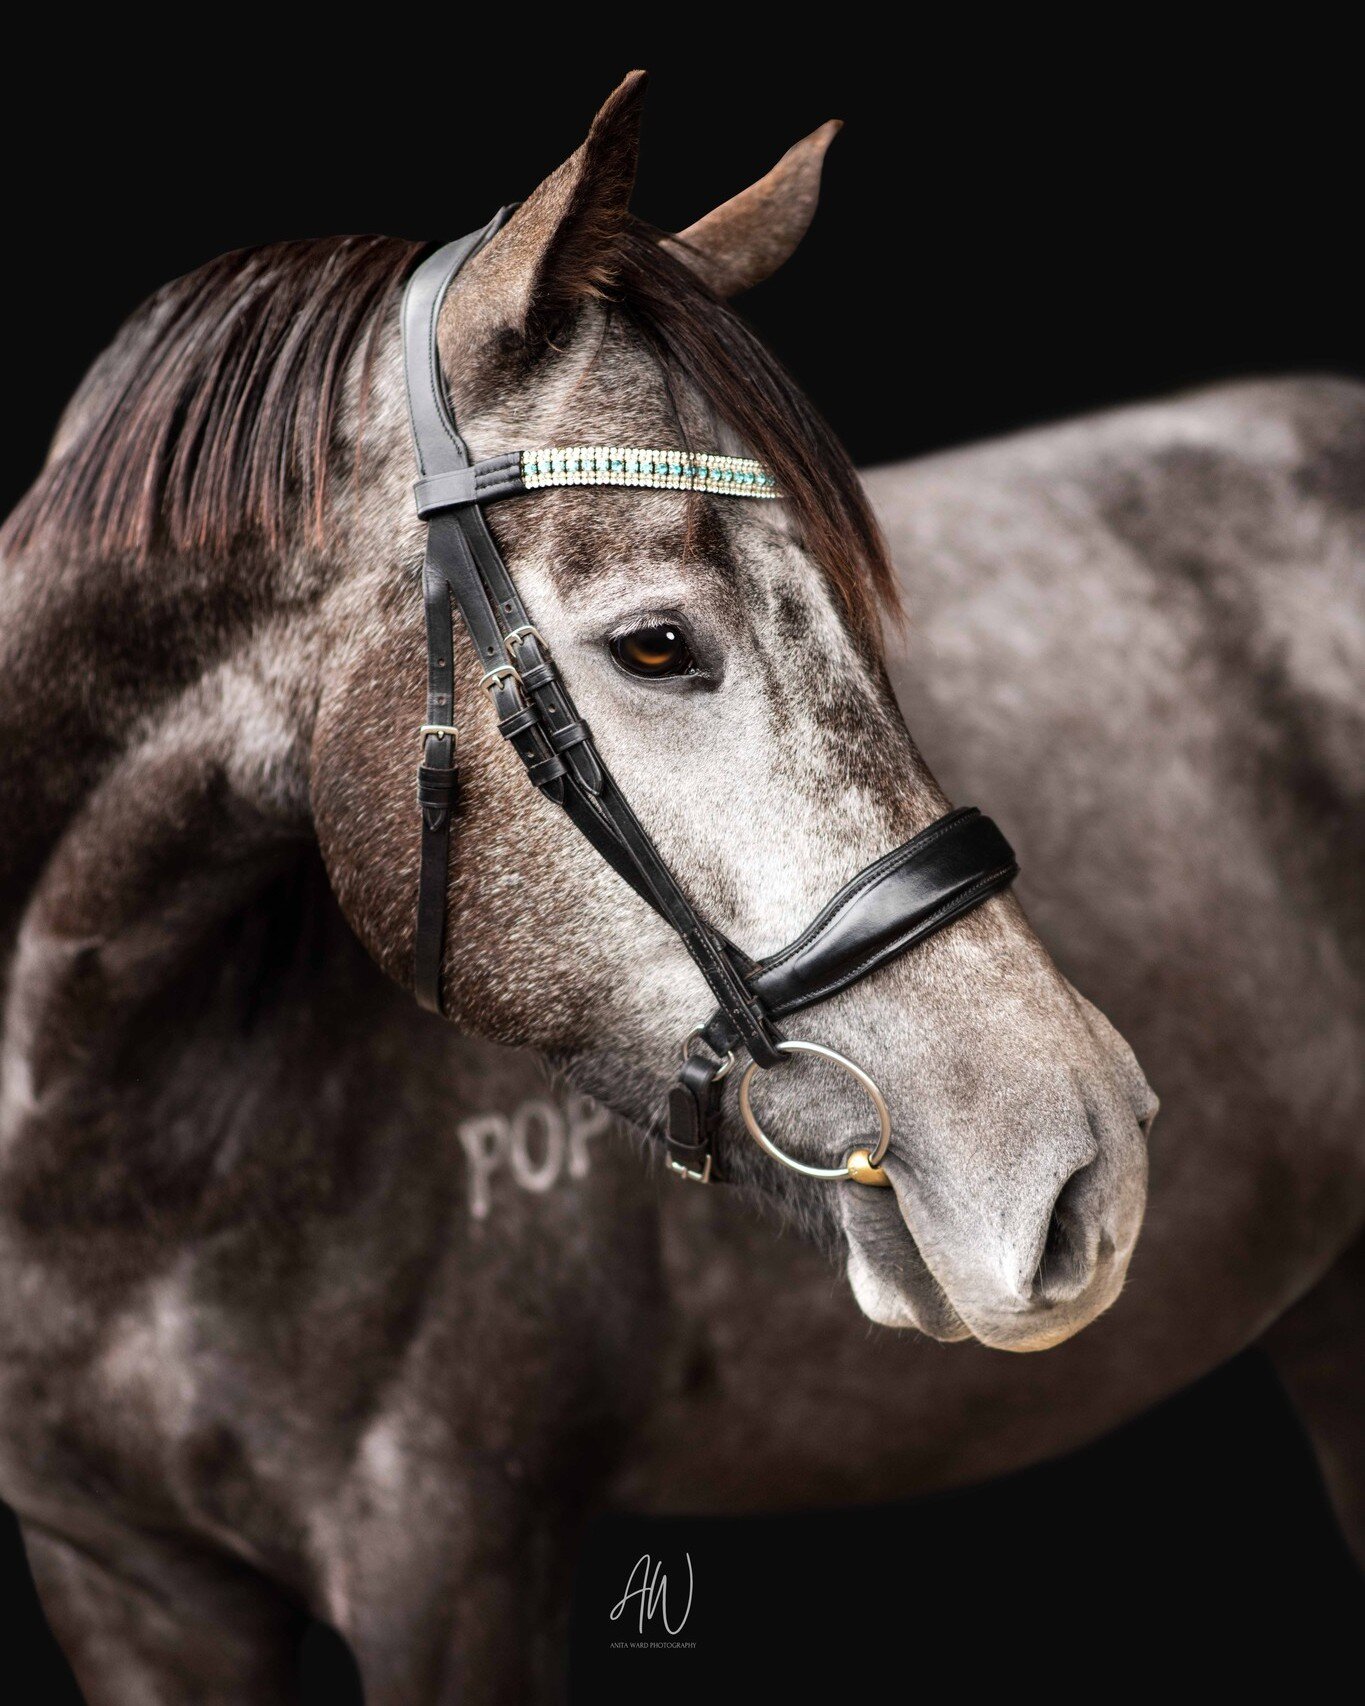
[480, 664, 523, 698]
[505, 625, 547, 658]
[418, 723, 458, 750]
[666, 1154, 713, 1185]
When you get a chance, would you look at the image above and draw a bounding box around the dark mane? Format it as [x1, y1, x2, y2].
[2, 224, 896, 636]
[2, 235, 422, 563]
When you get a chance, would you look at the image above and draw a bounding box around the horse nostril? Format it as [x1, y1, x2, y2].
[1030, 1161, 1096, 1304]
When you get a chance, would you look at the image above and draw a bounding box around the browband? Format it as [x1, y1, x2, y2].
[402, 214, 1019, 1185]
[414, 447, 780, 519]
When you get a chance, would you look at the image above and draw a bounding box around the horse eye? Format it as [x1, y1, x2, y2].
[610, 624, 697, 679]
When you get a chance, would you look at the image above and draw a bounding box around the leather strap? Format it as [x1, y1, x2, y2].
[414, 454, 527, 518]
[664, 1052, 726, 1183]
[412, 533, 461, 1012]
[406, 212, 514, 1014]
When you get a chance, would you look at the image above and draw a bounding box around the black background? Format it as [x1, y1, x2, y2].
[2, 29, 1360, 1700]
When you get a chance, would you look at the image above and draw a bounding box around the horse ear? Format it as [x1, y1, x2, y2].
[440, 71, 646, 374]
[662, 120, 841, 299]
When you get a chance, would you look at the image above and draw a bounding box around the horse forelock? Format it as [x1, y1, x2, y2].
[606, 227, 900, 647]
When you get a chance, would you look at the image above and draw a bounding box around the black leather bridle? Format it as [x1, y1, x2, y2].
[403, 211, 1019, 1186]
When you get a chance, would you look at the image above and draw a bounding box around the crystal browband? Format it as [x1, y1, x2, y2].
[520, 446, 779, 498]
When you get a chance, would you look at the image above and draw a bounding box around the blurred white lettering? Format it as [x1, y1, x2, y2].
[458, 1093, 610, 1218]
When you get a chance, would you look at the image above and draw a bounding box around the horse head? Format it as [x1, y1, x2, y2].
[6, 74, 1156, 1351]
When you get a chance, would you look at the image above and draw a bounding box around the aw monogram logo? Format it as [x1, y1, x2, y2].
[458, 1092, 614, 1219]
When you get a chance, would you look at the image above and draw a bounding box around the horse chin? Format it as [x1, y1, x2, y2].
[846, 1253, 974, 1340]
[842, 1194, 973, 1341]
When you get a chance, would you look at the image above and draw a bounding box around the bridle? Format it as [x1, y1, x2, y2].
[402, 210, 1019, 1188]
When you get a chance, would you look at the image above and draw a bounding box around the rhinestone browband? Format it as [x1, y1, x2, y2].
[520, 446, 779, 498]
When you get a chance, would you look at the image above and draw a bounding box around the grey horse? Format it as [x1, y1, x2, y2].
[0, 72, 1359, 1703]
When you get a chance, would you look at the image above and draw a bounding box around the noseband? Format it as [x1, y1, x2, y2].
[402, 210, 1018, 1187]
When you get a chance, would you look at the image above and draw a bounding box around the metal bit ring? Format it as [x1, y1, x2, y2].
[738, 1040, 892, 1181]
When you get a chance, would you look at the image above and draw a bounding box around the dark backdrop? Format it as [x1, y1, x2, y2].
[2, 31, 1360, 1702]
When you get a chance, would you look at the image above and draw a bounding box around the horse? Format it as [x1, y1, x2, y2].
[0, 69, 1358, 1703]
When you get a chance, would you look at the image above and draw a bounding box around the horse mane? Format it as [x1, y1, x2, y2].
[1, 235, 423, 564]
[1, 223, 897, 638]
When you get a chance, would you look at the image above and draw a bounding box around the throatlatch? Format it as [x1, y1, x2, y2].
[401, 212, 1019, 1187]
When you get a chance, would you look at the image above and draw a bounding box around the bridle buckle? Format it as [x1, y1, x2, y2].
[480, 664, 523, 699]
[505, 625, 547, 659]
[665, 1154, 713, 1185]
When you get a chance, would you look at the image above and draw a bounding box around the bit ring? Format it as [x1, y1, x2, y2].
[738, 1040, 892, 1181]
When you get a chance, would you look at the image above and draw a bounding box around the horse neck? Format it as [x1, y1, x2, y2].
[0, 524, 340, 1211]
[0, 528, 314, 981]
